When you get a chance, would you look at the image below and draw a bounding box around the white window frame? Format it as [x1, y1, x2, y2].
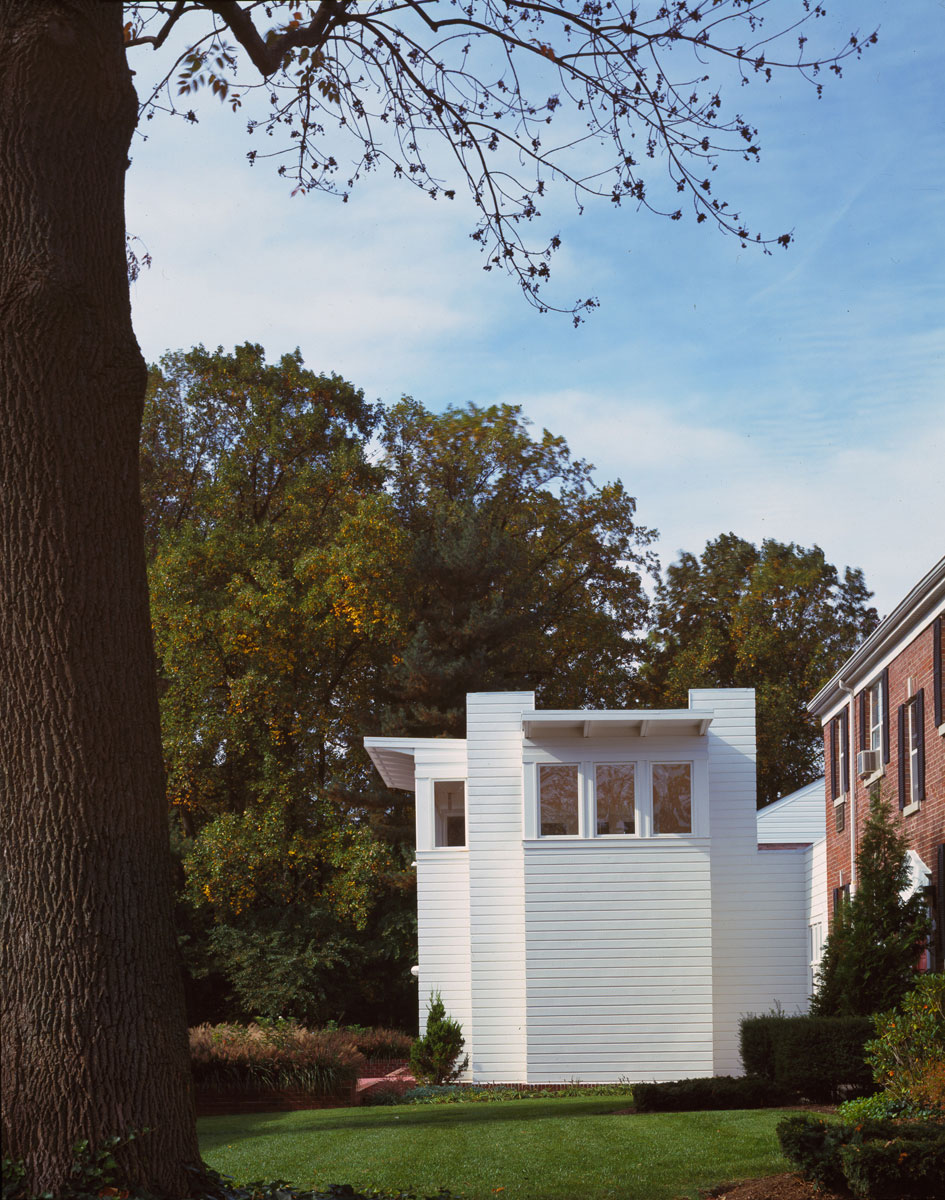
[904, 701, 921, 814]
[868, 679, 884, 758]
[416, 773, 469, 852]
[536, 760, 584, 838]
[524, 750, 708, 840]
[651, 760, 696, 837]
[592, 761, 637, 838]
[433, 780, 467, 849]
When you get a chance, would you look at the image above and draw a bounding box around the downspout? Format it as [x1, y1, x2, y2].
[838, 679, 857, 889]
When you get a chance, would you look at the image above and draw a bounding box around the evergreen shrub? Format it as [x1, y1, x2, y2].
[740, 1014, 872, 1101]
[633, 1075, 794, 1112]
[777, 1113, 945, 1199]
[409, 993, 468, 1085]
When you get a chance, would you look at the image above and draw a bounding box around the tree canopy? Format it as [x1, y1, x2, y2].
[641, 533, 878, 806]
[126, 0, 875, 319]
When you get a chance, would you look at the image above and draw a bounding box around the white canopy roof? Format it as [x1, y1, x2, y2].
[522, 708, 713, 739]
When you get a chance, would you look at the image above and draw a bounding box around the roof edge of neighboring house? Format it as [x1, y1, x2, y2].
[808, 555, 945, 718]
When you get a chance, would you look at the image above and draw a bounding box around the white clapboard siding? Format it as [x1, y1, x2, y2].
[756, 778, 827, 844]
[466, 692, 533, 1082]
[806, 837, 828, 994]
[692, 688, 761, 1076]
[524, 840, 713, 1082]
[416, 850, 472, 1069]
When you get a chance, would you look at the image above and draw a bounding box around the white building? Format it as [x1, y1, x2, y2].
[365, 689, 825, 1083]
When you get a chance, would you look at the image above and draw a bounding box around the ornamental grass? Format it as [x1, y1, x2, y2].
[189, 1022, 366, 1097]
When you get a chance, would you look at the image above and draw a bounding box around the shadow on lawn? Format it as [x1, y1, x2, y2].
[198, 1097, 621, 1152]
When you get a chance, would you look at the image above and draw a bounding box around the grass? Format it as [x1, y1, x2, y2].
[199, 1095, 799, 1200]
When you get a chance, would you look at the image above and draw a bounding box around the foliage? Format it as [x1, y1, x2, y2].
[632, 1075, 793, 1112]
[1, 1154, 462, 1200]
[811, 790, 931, 1017]
[740, 1013, 872, 1101]
[838, 1134, 945, 1200]
[372, 399, 657, 736]
[189, 1022, 365, 1097]
[864, 973, 945, 1114]
[143, 344, 418, 1028]
[396, 1083, 633, 1104]
[343, 1029, 414, 1061]
[409, 994, 468, 1086]
[128, 2, 874, 320]
[777, 1114, 945, 1200]
[2, 1133, 150, 1200]
[640, 534, 877, 805]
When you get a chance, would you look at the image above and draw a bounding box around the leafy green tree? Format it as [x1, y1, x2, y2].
[371, 398, 657, 737]
[811, 790, 930, 1018]
[144, 345, 418, 1027]
[641, 535, 878, 806]
[3, 2, 872, 1187]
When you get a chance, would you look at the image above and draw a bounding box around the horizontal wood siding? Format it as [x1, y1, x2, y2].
[416, 851, 472, 1070]
[466, 692, 532, 1082]
[693, 689, 813, 1074]
[524, 841, 713, 1081]
[756, 778, 826, 843]
[806, 838, 828, 995]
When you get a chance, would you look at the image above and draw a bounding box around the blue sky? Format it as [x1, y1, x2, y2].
[125, 2, 944, 618]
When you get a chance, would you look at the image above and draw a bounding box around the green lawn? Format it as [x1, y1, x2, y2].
[199, 1097, 797, 1200]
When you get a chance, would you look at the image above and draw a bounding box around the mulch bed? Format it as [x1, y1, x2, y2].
[699, 1174, 846, 1200]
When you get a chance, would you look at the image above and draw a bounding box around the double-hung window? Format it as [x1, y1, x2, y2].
[898, 691, 925, 813]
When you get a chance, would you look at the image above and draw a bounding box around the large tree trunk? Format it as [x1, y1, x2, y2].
[0, 3, 201, 1192]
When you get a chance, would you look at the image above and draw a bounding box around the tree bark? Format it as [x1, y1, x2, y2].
[0, 3, 201, 1192]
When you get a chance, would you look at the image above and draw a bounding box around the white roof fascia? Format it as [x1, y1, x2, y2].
[808, 556, 945, 720]
[521, 708, 714, 740]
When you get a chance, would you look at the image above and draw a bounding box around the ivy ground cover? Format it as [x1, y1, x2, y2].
[199, 1096, 796, 1200]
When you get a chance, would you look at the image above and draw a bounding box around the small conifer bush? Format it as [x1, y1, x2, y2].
[409, 992, 469, 1085]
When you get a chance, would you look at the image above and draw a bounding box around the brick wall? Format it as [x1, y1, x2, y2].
[823, 617, 944, 920]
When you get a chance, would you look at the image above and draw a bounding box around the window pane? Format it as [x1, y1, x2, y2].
[869, 684, 882, 753]
[434, 781, 465, 847]
[539, 764, 579, 836]
[595, 764, 635, 835]
[653, 763, 692, 834]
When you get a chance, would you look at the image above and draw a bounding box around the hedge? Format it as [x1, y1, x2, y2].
[740, 1014, 872, 1101]
[633, 1075, 795, 1113]
[777, 1113, 945, 1200]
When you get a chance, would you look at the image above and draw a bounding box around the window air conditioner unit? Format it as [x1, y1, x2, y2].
[857, 749, 880, 779]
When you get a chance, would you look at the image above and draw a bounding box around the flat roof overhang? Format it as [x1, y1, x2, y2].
[363, 736, 467, 792]
[522, 709, 713, 740]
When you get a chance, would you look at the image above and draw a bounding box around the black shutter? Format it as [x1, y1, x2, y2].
[882, 667, 890, 763]
[916, 688, 926, 803]
[935, 617, 943, 728]
[898, 704, 906, 810]
[859, 690, 867, 752]
[842, 707, 850, 793]
[830, 719, 838, 800]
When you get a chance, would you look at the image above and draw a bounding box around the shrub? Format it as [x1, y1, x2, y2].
[839, 1134, 945, 1200]
[345, 1027, 414, 1060]
[633, 1075, 794, 1113]
[865, 973, 945, 1114]
[811, 790, 930, 1017]
[740, 1013, 872, 1102]
[189, 1022, 365, 1096]
[777, 1113, 945, 1198]
[409, 993, 468, 1086]
[771, 1015, 873, 1102]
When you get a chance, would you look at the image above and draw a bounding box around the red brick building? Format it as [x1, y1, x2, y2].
[808, 556, 945, 968]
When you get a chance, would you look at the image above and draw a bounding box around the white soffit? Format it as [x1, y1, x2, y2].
[363, 736, 466, 791]
[521, 709, 713, 740]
